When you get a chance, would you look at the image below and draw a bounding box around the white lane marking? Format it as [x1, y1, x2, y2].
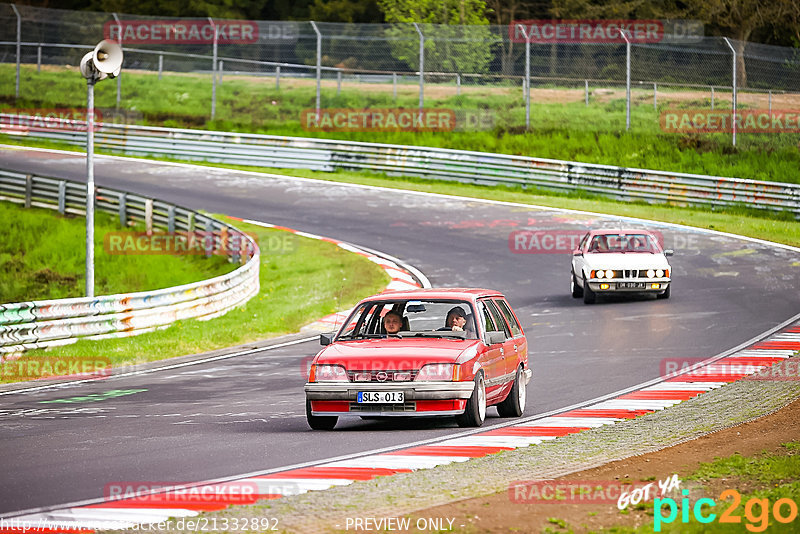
[527, 417, 619, 427]
[645, 382, 725, 391]
[248, 478, 355, 496]
[320, 455, 470, 470]
[435, 436, 558, 448]
[768, 333, 800, 341]
[731, 350, 795, 358]
[588, 399, 684, 410]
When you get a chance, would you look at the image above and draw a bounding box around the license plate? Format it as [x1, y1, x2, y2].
[619, 282, 646, 289]
[357, 391, 405, 403]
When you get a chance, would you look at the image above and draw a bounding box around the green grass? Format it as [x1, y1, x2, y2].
[7, 215, 388, 374]
[2, 64, 799, 183]
[0, 201, 235, 302]
[601, 441, 800, 533]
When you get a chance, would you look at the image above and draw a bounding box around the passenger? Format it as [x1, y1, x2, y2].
[383, 310, 403, 335]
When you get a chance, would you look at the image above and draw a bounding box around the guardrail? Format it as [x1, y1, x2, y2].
[0, 168, 260, 356]
[2, 113, 799, 218]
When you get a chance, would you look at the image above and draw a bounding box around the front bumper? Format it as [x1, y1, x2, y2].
[306, 381, 476, 417]
[304, 380, 475, 401]
[587, 279, 670, 292]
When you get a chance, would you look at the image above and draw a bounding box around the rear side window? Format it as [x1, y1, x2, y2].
[485, 300, 511, 339]
[494, 299, 522, 337]
[478, 300, 497, 334]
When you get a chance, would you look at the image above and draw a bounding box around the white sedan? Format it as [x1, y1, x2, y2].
[571, 229, 673, 304]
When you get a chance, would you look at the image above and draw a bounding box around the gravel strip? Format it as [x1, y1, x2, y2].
[105, 357, 800, 534]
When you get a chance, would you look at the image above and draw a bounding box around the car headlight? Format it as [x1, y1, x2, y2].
[593, 270, 604, 279]
[310, 364, 348, 382]
[415, 363, 459, 381]
[605, 270, 614, 279]
[647, 269, 656, 278]
[656, 269, 664, 278]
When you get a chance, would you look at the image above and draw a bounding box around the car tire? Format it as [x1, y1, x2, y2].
[571, 271, 583, 298]
[306, 399, 338, 430]
[582, 275, 596, 304]
[497, 365, 526, 418]
[456, 372, 486, 428]
[657, 284, 671, 299]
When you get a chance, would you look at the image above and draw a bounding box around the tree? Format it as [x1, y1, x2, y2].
[377, 0, 498, 75]
[686, 0, 800, 86]
[486, 0, 553, 76]
[310, 0, 383, 23]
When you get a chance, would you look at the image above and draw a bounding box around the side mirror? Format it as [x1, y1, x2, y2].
[664, 249, 674, 257]
[320, 332, 334, 346]
[572, 249, 582, 256]
[485, 331, 506, 345]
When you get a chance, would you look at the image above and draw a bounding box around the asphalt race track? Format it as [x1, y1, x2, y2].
[1, 147, 799, 516]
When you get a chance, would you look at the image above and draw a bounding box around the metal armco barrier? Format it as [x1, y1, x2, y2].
[0, 168, 260, 356]
[1, 114, 799, 218]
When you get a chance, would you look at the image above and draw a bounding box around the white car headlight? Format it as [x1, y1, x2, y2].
[647, 269, 656, 278]
[656, 269, 664, 278]
[605, 270, 614, 279]
[415, 363, 457, 381]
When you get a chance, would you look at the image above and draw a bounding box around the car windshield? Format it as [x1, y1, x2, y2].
[337, 299, 478, 340]
[587, 234, 660, 253]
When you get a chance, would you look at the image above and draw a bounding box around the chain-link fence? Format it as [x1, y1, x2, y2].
[1, 3, 799, 146]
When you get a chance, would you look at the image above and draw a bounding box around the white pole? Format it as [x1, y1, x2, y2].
[113, 13, 122, 108]
[516, 24, 531, 130]
[723, 37, 737, 147]
[11, 4, 21, 100]
[86, 80, 96, 297]
[310, 21, 322, 120]
[209, 17, 218, 120]
[413, 22, 424, 113]
[622, 30, 631, 131]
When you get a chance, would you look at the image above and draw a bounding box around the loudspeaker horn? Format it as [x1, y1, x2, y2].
[93, 40, 123, 78]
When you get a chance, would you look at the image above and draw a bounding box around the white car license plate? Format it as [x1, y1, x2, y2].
[357, 391, 404, 403]
[619, 282, 646, 289]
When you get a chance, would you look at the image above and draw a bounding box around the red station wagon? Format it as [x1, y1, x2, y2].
[304, 288, 531, 430]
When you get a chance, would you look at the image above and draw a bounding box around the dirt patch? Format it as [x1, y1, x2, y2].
[409, 397, 800, 533]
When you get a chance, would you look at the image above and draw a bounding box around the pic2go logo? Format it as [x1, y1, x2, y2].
[655, 489, 799, 532]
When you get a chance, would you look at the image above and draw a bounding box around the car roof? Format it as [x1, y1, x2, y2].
[361, 287, 504, 302]
[587, 228, 658, 236]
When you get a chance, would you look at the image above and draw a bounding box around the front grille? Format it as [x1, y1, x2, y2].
[349, 402, 417, 412]
[624, 269, 638, 279]
[347, 370, 419, 382]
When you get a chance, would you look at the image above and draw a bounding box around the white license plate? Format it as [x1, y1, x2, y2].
[357, 391, 405, 403]
[619, 282, 646, 289]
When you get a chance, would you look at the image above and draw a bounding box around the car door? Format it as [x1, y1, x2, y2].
[485, 299, 517, 381]
[476, 299, 506, 398]
[572, 232, 589, 284]
[492, 298, 527, 376]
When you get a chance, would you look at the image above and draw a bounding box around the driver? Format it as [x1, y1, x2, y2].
[383, 310, 403, 335]
[442, 307, 467, 332]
